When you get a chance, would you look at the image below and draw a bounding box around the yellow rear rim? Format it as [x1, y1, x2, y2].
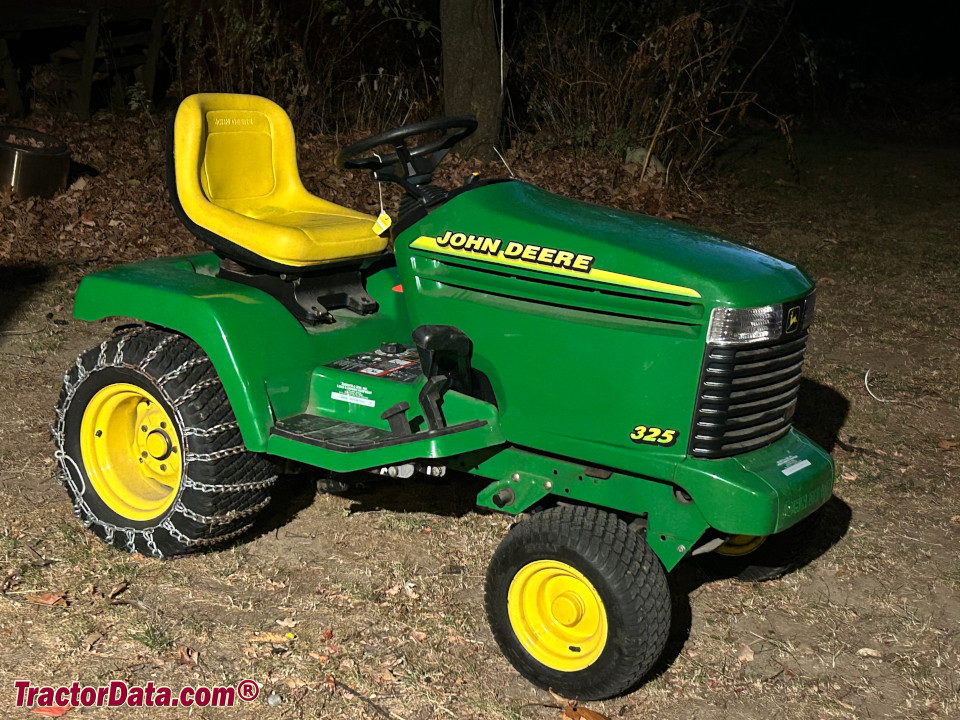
[79, 383, 183, 522]
[715, 534, 767, 557]
[507, 560, 608, 672]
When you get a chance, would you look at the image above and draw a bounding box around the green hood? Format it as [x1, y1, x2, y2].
[403, 181, 812, 308]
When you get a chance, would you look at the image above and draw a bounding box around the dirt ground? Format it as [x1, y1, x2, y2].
[0, 114, 958, 720]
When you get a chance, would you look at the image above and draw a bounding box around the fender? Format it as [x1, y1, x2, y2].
[73, 254, 320, 451]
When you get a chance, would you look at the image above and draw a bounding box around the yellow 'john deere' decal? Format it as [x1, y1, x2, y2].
[411, 232, 701, 299]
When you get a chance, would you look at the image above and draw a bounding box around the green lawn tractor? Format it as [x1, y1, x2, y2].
[53, 93, 835, 699]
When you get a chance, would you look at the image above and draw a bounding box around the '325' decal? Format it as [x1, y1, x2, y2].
[629, 425, 679, 447]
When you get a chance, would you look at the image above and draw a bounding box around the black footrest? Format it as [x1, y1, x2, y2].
[271, 414, 392, 451]
[270, 413, 487, 453]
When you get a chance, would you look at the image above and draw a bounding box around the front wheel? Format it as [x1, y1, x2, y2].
[53, 327, 277, 557]
[485, 506, 670, 700]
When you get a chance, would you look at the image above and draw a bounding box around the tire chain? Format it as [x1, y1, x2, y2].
[183, 420, 239, 439]
[174, 495, 271, 526]
[53, 327, 277, 558]
[157, 356, 211, 386]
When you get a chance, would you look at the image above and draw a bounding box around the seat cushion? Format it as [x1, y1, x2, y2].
[215, 201, 388, 264]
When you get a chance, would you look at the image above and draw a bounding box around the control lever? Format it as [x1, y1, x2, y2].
[380, 401, 412, 436]
[418, 375, 450, 431]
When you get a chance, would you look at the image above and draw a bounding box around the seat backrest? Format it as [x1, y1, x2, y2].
[201, 108, 276, 201]
[171, 93, 301, 217]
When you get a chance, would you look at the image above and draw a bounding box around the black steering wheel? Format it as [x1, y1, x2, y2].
[334, 115, 477, 197]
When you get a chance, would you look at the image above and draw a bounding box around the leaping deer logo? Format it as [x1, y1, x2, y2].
[786, 306, 801, 334]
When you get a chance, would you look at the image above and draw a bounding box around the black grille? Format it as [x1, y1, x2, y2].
[689, 333, 807, 458]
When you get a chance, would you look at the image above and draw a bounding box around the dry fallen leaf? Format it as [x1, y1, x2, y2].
[26, 591, 68, 607]
[564, 705, 612, 720]
[31, 706, 71, 717]
[840, 470, 858, 482]
[83, 631, 103, 652]
[176, 646, 200, 669]
[108, 581, 128, 599]
[2, 570, 20, 592]
[276, 617, 298, 628]
[322, 628, 333, 641]
[249, 632, 294, 644]
[409, 630, 428, 642]
[857, 647, 882, 658]
[938, 439, 958, 451]
[739, 643, 755, 663]
[547, 689, 611, 720]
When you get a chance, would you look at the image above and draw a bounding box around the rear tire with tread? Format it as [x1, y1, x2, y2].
[53, 327, 276, 557]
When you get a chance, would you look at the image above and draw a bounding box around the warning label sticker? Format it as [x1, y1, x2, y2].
[777, 454, 812, 476]
[326, 347, 422, 383]
[331, 381, 375, 408]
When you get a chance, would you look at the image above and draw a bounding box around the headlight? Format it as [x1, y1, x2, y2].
[802, 290, 816, 330]
[707, 304, 783, 346]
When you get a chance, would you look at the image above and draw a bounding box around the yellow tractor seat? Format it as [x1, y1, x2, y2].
[169, 93, 388, 272]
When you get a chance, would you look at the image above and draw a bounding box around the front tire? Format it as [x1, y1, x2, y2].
[485, 506, 670, 700]
[53, 327, 276, 557]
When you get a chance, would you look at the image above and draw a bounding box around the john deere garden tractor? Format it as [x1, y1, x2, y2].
[53, 94, 834, 699]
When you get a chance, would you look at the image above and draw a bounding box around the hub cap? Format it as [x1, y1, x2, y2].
[507, 560, 608, 672]
[79, 383, 182, 521]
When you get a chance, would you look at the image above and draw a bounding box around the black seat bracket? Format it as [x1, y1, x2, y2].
[218, 259, 379, 325]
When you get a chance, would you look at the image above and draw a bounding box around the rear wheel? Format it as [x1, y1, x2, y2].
[54, 327, 276, 557]
[485, 506, 670, 700]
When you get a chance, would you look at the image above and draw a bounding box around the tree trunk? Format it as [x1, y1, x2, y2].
[439, 0, 502, 161]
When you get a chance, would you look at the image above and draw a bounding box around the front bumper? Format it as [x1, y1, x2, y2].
[674, 427, 835, 537]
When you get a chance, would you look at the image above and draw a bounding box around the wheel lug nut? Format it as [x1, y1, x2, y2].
[160, 464, 166, 471]
[95, 429, 102, 437]
[141, 425, 147, 432]
[141, 451, 148, 458]
[160, 422, 166, 429]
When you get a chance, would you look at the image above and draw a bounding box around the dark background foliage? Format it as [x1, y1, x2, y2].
[3, 0, 953, 179]
[157, 0, 955, 177]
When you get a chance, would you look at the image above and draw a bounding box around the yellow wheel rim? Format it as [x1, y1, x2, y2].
[507, 560, 608, 672]
[79, 383, 183, 522]
[715, 534, 767, 557]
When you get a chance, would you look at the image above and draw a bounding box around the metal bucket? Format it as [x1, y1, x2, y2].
[0, 127, 71, 198]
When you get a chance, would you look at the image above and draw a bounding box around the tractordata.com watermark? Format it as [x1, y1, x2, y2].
[14, 679, 260, 709]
